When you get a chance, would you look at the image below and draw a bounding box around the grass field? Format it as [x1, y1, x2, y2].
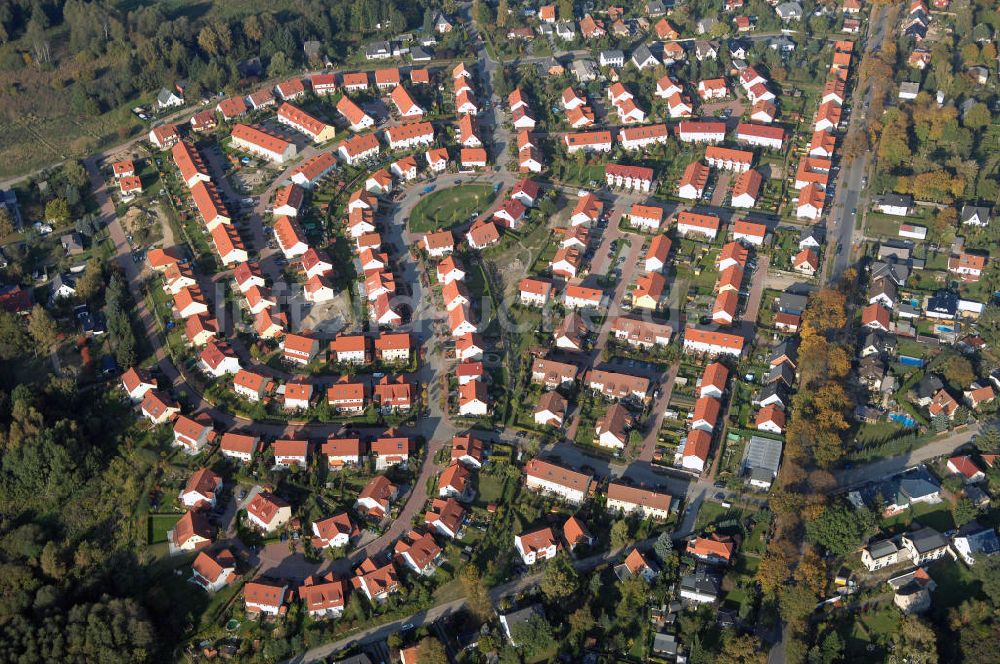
[694, 501, 746, 532]
[882, 501, 954, 533]
[409, 183, 497, 232]
[845, 606, 900, 658]
[148, 513, 183, 544]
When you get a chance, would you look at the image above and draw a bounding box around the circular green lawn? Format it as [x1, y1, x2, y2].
[408, 182, 498, 233]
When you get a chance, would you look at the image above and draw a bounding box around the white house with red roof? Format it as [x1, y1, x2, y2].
[312, 512, 358, 549]
[683, 328, 745, 357]
[220, 432, 261, 462]
[519, 278, 553, 307]
[199, 341, 241, 378]
[246, 491, 292, 532]
[336, 96, 374, 132]
[947, 456, 985, 483]
[298, 575, 348, 618]
[420, 230, 455, 258]
[233, 370, 269, 402]
[436, 255, 465, 285]
[180, 468, 223, 509]
[736, 123, 785, 150]
[122, 367, 157, 401]
[678, 120, 727, 143]
[458, 380, 489, 416]
[494, 199, 527, 229]
[191, 549, 236, 592]
[173, 414, 214, 454]
[515, 527, 559, 565]
[606, 164, 654, 193]
[140, 390, 180, 424]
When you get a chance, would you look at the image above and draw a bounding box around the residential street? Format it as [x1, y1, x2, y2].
[823, 3, 890, 285]
[834, 424, 982, 491]
[286, 534, 656, 664]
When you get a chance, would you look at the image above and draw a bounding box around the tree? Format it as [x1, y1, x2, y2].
[416, 637, 448, 664]
[972, 555, 1000, 604]
[778, 584, 818, 630]
[472, 0, 491, 26]
[976, 425, 1000, 454]
[756, 550, 790, 595]
[75, 258, 104, 301]
[610, 519, 629, 549]
[27, 305, 59, 351]
[558, 0, 573, 21]
[615, 574, 645, 619]
[940, 354, 975, 388]
[493, 66, 509, 99]
[889, 616, 938, 664]
[963, 102, 991, 131]
[496, 0, 509, 28]
[929, 207, 957, 245]
[717, 633, 767, 664]
[268, 51, 291, 78]
[540, 553, 578, 600]
[39, 541, 66, 581]
[0, 311, 28, 360]
[801, 289, 846, 336]
[0, 206, 14, 238]
[793, 549, 827, 597]
[510, 614, 553, 657]
[805, 504, 876, 556]
[808, 630, 844, 664]
[841, 128, 869, 160]
[653, 530, 673, 562]
[952, 497, 978, 527]
[44, 198, 71, 223]
[62, 161, 89, 190]
[459, 564, 493, 620]
[567, 604, 595, 637]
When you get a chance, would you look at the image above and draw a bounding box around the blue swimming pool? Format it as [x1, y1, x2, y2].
[935, 325, 955, 334]
[890, 413, 917, 428]
[899, 355, 924, 367]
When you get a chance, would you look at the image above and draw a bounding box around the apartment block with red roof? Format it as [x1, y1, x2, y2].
[606, 163, 655, 193]
[606, 482, 672, 519]
[230, 124, 297, 163]
[276, 102, 336, 143]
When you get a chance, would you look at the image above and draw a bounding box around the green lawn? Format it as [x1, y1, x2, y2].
[855, 421, 907, 445]
[694, 501, 746, 533]
[845, 606, 900, 657]
[148, 513, 183, 544]
[476, 472, 507, 507]
[409, 183, 498, 232]
[928, 556, 982, 610]
[882, 501, 954, 533]
[551, 161, 607, 187]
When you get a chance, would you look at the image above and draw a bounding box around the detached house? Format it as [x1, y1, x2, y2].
[395, 530, 443, 576]
[180, 468, 223, 510]
[246, 491, 292, 532]
[173, 414, 214, 454]
[220, 432, 261, 462]
[515, 527, 559, 565]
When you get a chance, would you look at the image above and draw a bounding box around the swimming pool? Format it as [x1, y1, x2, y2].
[889, 413, 917, 428]
[935, 324, 955, 334]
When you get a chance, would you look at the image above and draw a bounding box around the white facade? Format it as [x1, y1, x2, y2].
[524, 475, 587, 504]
